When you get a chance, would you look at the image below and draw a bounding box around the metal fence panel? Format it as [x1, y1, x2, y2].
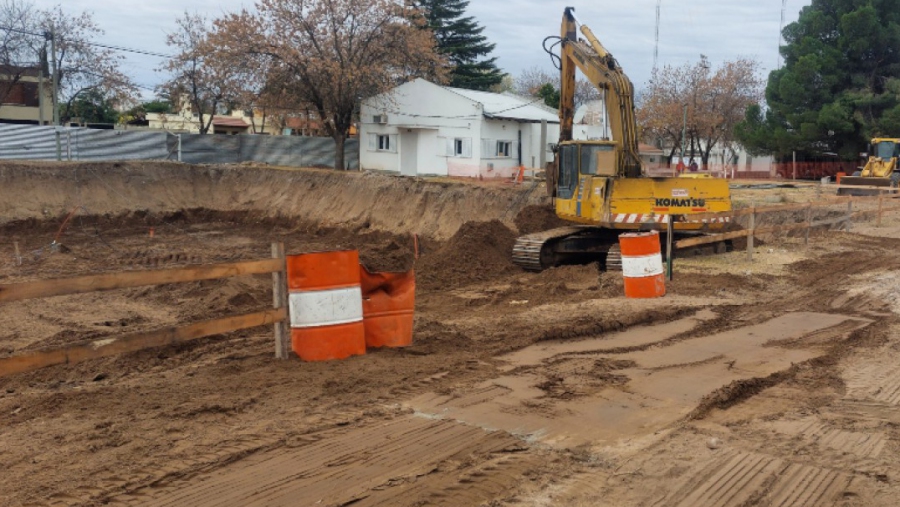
[0, 124, 359, 168]
[70, 129, 169, 160]
[177, 134, 241, 165]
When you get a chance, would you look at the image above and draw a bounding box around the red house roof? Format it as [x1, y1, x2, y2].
[212, 116, 249, 128]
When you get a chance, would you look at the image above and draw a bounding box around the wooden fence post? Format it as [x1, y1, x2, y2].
[878, 192, 884, 227]
[665, 215, 674, 281]
[804, 202, 812, 246]
[747, 204, 755, 262]
[272, 242, 291, 359]
[846, 197, 853, 232]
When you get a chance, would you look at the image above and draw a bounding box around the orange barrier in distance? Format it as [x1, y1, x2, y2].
[619, 231, 666, 298]
[360, 266, 415, 348]
[287, 250, 366, 361]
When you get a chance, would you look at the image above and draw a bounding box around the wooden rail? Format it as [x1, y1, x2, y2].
[0, 258, 283, 303]
[0, 308, 286, 378]
[0, 243, 293, 377]
[674, 193, 900, 254]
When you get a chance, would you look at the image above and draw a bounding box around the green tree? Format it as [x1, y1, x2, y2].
[536, 83, 560, 109]
[64, 88, 118, 124]
[416, 0, 503, 90]
[143, 99, 172, 113]
[737, 0, 900, 160]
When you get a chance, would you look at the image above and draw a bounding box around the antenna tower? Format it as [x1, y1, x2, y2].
[653, 0, 661, 73]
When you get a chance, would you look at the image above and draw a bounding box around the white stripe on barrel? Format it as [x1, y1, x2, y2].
[621, 253, 664, 278]
[289, 287, 363, 328]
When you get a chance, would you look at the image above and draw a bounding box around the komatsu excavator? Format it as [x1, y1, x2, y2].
[512, 8, 733, 271]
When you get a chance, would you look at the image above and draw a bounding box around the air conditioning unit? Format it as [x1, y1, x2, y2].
[373, 114, 388, 124]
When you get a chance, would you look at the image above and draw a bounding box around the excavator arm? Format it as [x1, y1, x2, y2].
[559, 7, 641, 177]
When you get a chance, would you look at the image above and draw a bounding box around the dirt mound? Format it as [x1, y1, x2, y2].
[416, 220, 518, 290]
[514, 205, 569, 235]
[0, 161, 550, 240]
[358, 238, 416, 273]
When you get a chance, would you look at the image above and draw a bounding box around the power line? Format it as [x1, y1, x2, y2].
[84, 41, 172, 59]
[0, 24, 173, 59]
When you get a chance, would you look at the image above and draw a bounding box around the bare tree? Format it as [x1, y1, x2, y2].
[0, 2, 138, 124]
[514, 66, 599, 108]
[158, 12, 244, 134]
[40, 5, 138, 123]
[211, 0, 446, 169]
[0, 1, 40, 112]
[637, 56, 763, 168]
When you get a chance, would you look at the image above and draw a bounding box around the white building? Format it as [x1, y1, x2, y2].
[360, 79, 561, 178]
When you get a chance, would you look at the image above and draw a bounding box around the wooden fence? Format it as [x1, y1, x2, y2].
[0, 242, 292, 378]
[674, 188, 900, 261]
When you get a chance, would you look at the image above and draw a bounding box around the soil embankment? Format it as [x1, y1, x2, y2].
[0, 161, 548, 240]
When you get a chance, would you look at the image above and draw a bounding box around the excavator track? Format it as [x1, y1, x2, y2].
[512, 226, 584, 272]
[513, 227, 732, 273]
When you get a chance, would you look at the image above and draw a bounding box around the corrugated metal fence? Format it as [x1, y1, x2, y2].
[0, 124, 359, 168]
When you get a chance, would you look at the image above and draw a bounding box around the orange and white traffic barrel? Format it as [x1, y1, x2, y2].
[618, 231, 666, 298]
[286, 250, 366, 361]
[360, 266, 415, 348]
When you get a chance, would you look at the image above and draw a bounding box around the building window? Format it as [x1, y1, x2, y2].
[455, 139, 463, 155]
[497, 141, 511, 157]
[368, 133, 397, 153]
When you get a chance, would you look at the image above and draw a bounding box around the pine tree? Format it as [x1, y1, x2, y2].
[736, 0, 900, 160]
[416, 0, 504, 91]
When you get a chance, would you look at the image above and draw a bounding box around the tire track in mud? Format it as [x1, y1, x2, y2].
[654, 451, 851, 507]
[844, 361, 900, 405]
[105, 416, 533, 507]
[763, 418, 887, 460]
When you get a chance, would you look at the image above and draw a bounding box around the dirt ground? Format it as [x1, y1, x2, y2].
[3, 165, 900, 506]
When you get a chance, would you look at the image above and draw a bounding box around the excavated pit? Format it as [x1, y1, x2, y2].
[2, 162, 900, 507]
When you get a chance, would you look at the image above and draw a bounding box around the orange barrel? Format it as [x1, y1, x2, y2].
[618, 231, 666, 298]
[836, 171, 846, 185]
[287, 250, 366, 361]
[360, 266, 415, 348]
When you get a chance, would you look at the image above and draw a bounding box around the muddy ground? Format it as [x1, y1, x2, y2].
[2, 165, 900, 506]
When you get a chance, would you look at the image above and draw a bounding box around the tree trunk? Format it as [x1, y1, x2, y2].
[334, 133, 346, 170]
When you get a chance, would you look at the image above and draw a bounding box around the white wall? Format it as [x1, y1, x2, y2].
[360, 79, 482, 176]
[360, 79, 568, 178]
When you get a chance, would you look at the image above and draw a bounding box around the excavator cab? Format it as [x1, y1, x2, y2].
[556, 141, 617, 198]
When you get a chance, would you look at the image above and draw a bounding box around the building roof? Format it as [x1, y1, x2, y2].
[444, 86, 559, 124]
[639, 143, 664, 154]
[212, 116, 249, 128]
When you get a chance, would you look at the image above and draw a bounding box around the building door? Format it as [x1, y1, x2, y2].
[399, 132, 418, 176]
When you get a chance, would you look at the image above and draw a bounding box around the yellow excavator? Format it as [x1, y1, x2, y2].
[837, 138, 900, 196]
[512, 8, 733, 271]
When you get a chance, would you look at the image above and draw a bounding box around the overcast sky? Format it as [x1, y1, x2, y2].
[35, 0, 810, 99]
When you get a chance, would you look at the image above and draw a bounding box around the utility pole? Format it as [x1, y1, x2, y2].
[48, 26, 58, 127]
[680, 104, 687, 165]
[48, 25, 61, 161]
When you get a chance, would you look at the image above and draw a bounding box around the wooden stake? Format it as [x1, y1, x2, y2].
[665, 214, 674, 281]
[271, 242, 291, 359]
[747, 204, 755, 262]
[13, 241, 21, 266]
[878, 192, 884, 227]
[846, 197, 853, 231]
[804, 203, 812, 246]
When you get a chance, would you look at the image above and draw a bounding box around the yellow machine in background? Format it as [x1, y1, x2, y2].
[838, 138, 900, 196]
[512, 8, 732, 271]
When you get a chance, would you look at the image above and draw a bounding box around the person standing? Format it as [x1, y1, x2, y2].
[676, 159, 685, 174]
[689, 159, 698, 172]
